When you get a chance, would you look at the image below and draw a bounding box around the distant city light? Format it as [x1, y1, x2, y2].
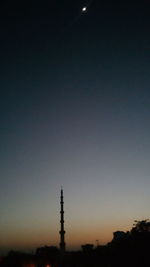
[24, 264, 35, 267]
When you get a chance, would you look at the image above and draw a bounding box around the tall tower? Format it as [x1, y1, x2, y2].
[59, 188, 66, 252]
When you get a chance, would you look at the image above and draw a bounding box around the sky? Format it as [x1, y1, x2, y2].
[0, 0, 150, 253]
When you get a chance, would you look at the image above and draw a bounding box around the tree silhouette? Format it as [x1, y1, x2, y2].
[131, 219, 150, 233]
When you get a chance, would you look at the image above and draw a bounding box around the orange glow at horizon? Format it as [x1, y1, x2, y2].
[0, 217, 135, 251]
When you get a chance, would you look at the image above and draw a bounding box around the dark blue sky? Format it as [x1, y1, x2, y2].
[0, 0, 150, 252]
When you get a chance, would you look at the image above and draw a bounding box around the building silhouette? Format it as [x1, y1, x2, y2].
[59, 188, 66, 252]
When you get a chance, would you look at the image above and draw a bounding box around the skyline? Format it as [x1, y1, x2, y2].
[0, 0, 150, 253]
[1, 187, 147, 252]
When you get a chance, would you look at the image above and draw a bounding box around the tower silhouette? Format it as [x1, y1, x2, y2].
[59, 188, 66, 252]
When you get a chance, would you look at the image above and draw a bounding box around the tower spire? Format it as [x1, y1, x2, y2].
[59, 188, 66, 252]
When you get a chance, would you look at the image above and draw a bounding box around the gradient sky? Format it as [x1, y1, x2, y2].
[0, 0, 150, 253]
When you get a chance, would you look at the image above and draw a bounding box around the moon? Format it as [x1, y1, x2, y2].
[82, 6, 87, 12]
